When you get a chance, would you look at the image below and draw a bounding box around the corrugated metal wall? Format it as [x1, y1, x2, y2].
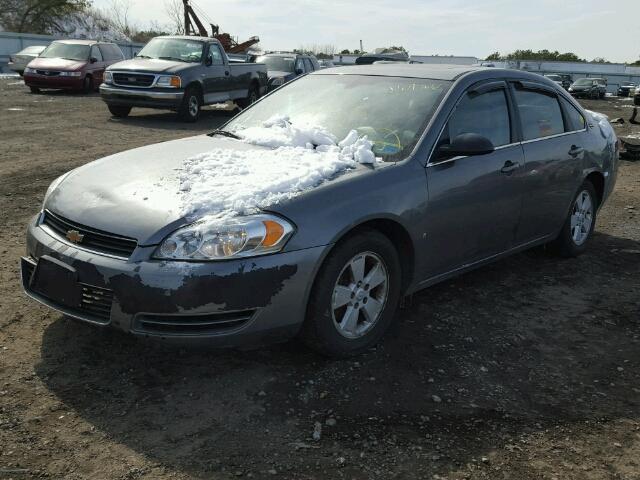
[0, 31, 144, 72]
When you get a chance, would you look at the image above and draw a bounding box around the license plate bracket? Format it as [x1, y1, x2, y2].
[31, 255, 81, 308]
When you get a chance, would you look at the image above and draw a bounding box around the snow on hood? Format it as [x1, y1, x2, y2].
[586, 110, 616, 143]
[179, 115, 378, 220]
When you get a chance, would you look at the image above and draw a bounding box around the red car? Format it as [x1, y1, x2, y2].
[23, 39, 124, 94]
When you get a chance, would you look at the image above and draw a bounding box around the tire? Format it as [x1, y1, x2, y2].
[178, 86, 202, 122]
[635, 97, 640, 106]
[29, 86, 40, 94]
[300, 229, 402, 357]
[550, 180, 598, 257]
[108, 105, 132, 118]
[237, 83, 259, 109]
[82, 75, 93, 94]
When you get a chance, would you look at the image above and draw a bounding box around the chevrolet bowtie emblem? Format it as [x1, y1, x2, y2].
[66, 229, 84, 243]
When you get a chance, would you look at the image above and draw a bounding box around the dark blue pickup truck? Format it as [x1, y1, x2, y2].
[99, 36, 267, 122]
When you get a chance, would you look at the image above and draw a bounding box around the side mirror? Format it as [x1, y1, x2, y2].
[205, 56, 213, 67]
[295, 68, 303, 75]
[90, 57, 97, 63]
[437, 133, 495, 159]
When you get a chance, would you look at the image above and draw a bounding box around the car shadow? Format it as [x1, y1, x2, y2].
[109, 107, 238, 132]
[35, 232, 640, 478]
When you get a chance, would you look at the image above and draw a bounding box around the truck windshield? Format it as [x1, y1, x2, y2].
[255, 56, 295, 72]
[40, 43, 90, 61]
[574, 79, 594, 86]
[137, 38, 204, 63]
[226, 74, 451, 161]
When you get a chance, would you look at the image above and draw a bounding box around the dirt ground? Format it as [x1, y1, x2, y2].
[0, 79, 639, 480]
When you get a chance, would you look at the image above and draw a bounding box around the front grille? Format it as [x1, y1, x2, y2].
[113, 72, 155, 87]
[134, 310, 255, 336]
[36, 70, 60, 76]
[79, 283, 114, 321]
[42, 210, 137, 259]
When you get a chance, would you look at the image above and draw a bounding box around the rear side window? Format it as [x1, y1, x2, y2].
[445, 89, 511, 147]
[102, 44, 124, 61]
[514, 89, 564, 140]
[303, 58, 314, 71]
[295, 58, 305, 73]
[559, 97, 586, 132]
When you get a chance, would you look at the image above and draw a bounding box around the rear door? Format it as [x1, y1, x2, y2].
[423, 81, 525, 277]
[202, 43, 230, 103]
[89, 45, 105, 84]
[511, 82, 587, 243]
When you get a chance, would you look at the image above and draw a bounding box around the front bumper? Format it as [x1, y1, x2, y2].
[22, 214, 326, 347]
[24, 73, 84, 90]
[99, 84, 184, 109]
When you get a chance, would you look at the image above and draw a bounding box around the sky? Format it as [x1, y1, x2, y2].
[93, 0, 640, 63]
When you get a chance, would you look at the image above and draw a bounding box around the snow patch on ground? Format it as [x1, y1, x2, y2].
[179, 115, 378, 219]
[6, 107, 23, 111]
[586, 110, 617, 143]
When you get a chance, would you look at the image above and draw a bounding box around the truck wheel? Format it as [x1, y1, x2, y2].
[238, 84, 259, 109]
[108, 105, 132, 118]
[178, 86, 202, 122]
[29, 86, 40, 94]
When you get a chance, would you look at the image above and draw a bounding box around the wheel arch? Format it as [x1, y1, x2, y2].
[184, 81, 204, 99]
[585, 170, 605, 207]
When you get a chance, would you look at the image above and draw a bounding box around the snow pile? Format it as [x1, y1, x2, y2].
[179, 115, 378, 219]
[586, 110, 616, 143]
[56, 9, 131, 43]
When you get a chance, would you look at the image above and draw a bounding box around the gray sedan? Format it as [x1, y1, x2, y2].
[21, 65, 618, 357]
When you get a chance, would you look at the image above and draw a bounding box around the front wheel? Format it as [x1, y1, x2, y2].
[108, 105, 132, 118]
[29, 86, 40, 94]
[82, 76, 93, 94]
[178, 87, 202, 122]
[550, 181, 597, 257]
[300, 230, 402, 357]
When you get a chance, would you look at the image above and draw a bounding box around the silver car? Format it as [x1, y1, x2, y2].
[8, 45, 46, 75]
[21, 65, 619, 357]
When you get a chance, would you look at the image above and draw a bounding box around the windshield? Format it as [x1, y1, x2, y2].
[21, 45, 45, 55]
[40, 42, 89, 61]
[545, 75, 561, 80]
[255, 56, 295, 72]
[225, 74, 451, 161]
[137, 38, 204, 63]
[574, 78, 594, 86]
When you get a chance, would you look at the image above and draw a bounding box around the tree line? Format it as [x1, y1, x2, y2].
[486, 49, 640, 65]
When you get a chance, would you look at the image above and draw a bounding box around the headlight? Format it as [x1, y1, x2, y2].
[270, 77, 285, 86]
[58, 71, 82, 77]
[104, 71, 113, 84]
[156, 75, 181, 88]
[24, 67, 35, 74]
[155, 214, 294, 261]
[43, 172, 72, 209]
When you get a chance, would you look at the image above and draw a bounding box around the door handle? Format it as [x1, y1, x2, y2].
[569, 145, 584, 157]
[500, 160, 520, 174]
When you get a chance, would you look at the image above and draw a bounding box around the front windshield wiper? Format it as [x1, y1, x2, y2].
[208, 129, 241, 140]
[159, 56, 187, 63]
[136, 54, 153, 59]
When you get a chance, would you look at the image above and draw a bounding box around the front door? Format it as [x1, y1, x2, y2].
[422, 82, 525, 278]
[202, 43, 229, 104]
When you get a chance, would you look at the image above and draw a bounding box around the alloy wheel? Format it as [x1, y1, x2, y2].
[188, 95, 199, 117]
[331, 251, 389, 339]
[570, 190, 594, 245]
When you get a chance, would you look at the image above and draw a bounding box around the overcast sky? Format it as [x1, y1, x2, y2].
[93, 0, 640, 63]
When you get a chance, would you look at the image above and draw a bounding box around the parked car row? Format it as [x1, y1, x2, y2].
[568, 77, 608, 99]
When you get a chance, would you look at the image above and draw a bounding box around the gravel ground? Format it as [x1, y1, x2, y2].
[0, 80, 639, 480]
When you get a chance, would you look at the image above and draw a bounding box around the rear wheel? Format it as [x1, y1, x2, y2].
[300, 230, 402, 357]
[108, 105, 132, 118]
[550, 180, 597, 257]
[237, 83, 259, 109]
[29, 86, 40, 94]
[178, 86, 202, 122]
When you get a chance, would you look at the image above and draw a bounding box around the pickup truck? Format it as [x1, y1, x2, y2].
[99, 36, 267, 122]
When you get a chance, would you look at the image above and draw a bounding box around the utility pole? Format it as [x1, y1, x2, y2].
[359, 39, 363, 53]
[183, 0, 190, 35]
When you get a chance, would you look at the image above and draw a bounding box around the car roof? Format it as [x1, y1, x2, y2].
[52, 39, 100, 45]
[313, 64, 496, 81]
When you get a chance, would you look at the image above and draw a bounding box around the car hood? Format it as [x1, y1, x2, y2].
[27, 57, 87, 70]
[45, 136, 366, 246]
[107, 58, 195, 74]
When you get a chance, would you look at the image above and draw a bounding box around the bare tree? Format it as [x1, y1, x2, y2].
[105, 0, 136, 38]
[164, 0, 185, 35]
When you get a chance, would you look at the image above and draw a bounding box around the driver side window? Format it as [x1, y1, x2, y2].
[443, 89, 511, 149]
[208, 45, 224, 66]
